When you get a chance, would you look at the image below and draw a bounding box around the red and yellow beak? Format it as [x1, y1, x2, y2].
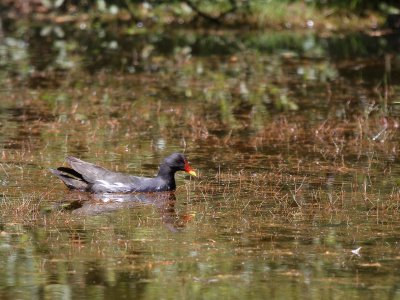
[184, 160, 197, 177]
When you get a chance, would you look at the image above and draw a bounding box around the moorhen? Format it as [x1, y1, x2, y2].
[50, 153, 196, 193]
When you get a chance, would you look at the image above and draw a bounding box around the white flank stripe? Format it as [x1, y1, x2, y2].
[96, 180, 128, 191]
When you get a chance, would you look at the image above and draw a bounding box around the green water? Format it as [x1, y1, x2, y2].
[0, 27, 400, 299]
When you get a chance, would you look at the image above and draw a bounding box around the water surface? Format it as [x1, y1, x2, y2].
[0, 27, 400, 299]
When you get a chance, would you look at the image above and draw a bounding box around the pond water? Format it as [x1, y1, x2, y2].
[0, 27, 400, 299]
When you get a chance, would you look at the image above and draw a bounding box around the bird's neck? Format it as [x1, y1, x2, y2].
[156, 164, 176, 190]
[157, 164, 176, 181]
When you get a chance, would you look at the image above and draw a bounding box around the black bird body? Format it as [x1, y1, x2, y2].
[50, 153, 196, 193]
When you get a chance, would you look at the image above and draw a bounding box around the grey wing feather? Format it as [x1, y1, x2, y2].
[66, 156, 112, 183]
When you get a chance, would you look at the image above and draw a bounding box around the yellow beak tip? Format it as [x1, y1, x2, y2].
[188, 170, 197, 177]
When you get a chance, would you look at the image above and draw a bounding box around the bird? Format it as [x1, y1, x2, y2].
[50, 153, 196, 193]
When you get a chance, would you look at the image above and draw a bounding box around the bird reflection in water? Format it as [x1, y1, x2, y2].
[55, 191, 193, 232]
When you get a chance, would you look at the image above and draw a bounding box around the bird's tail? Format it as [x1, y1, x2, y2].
[50, 168, 89, 191]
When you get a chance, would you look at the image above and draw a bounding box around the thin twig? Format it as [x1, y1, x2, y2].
[183, 0, 238, 24]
